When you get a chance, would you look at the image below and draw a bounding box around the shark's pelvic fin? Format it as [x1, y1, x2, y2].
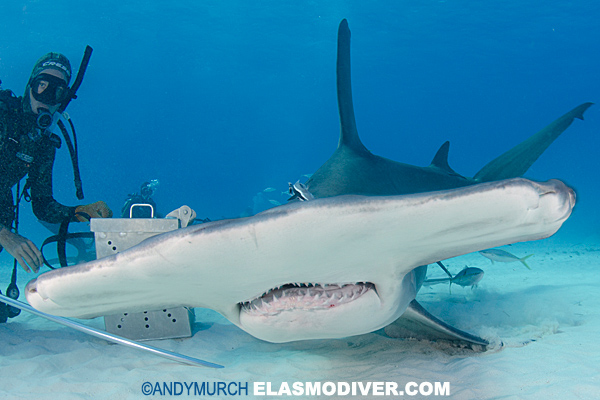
[386, 300, 489, 347]
[337, 19, 369, 155]
[474, 102, 594, 182]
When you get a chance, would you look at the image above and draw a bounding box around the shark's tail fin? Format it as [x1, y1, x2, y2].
[336, 19, 369, 154]
[474, 102, 593, 182]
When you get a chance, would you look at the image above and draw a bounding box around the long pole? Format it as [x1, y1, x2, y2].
[0, 293, 223, 369]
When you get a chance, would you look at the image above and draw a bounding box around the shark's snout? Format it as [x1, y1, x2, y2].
[25, 278, 64, 316]
[535, 179, 576, 223]
[25, 278, 41, 299]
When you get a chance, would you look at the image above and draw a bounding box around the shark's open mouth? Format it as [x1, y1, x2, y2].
[240, 282, 375, 316]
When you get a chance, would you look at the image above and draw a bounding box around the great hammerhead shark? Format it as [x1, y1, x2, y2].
[301, 19, 591, 345]
[24, 20, 584, 347]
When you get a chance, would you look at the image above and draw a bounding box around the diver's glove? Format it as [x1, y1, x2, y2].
[75, 201, 113, 222]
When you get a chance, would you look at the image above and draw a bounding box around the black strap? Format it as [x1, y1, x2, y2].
[41, 232, 95, 269]
[18, 179, 31, 203]
[57, 214, 70, 267]
[41, 215, 94, 269]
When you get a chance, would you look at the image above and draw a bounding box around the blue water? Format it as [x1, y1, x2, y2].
[0, 0, 598, 244]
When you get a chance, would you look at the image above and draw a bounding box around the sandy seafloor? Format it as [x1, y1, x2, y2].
[1, 232, 598, 400]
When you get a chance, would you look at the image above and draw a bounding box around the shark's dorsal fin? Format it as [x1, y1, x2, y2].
[336, 19, 369, 154]
[474, 102, 594, 182]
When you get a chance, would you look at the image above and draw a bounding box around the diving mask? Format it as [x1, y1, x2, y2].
[30, 73, 69, 106]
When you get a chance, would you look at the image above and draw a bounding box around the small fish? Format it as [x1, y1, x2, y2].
[268, 199, 282, 206]
[424, 267, 484, 290]
[479, 248, 533, 270]
[263, 187, 276, 193]
[451, 267, 485, 287]
[288, 181, 315, 202]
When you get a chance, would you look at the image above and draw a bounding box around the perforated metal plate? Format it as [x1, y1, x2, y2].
[104, 307, 195, 341]
[91, 218, 194, 340]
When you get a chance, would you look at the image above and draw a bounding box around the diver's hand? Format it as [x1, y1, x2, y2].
[75, 201, 113, 222]
[0, 228, 43, 273]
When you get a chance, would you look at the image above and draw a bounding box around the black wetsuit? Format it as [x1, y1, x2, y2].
[0, 93, 76, 237]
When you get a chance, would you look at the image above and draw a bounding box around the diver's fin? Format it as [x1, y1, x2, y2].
[336, 19, 369, 154]
[385, 300, 489, 347]
[474, 102, 593, 182]
[429, 141, 461, 176]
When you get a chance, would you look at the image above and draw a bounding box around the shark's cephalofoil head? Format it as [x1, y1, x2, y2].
[25, 178, 574, 343]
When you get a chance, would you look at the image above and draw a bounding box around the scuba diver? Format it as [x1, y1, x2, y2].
[121, 179, 160, 218]
[0, 52, 113, 322]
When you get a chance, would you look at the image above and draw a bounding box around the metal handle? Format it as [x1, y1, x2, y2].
[129, 203, 154, 218]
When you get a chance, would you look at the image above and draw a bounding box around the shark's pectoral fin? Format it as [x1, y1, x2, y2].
[383, 300, 489, 348]
[474, 102, 593, 182]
